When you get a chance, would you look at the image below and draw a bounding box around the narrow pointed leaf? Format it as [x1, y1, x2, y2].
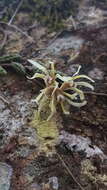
[38, 96, 48, 116]
[35, 91, 44, 104]
[60, 82, 73, 91]
[65, 98, 87, 107]
[71, 87, 85, 100]
[27, 73, 45, 80]
[72, 65, 81, 76]
[11, 62, 26, 75]
[56, 74, 72, 82]
[52, 82, 58, 96]
[63, 92, 78, 100]
[28, 59, 47, 73]
[47, 96, 56, 121]
[50, 61, 55, 76]
[0, 66, 7, 75]
[60, 101, 70, 115]
[75, 82, 94, 90]
[72, 75, 94, 82]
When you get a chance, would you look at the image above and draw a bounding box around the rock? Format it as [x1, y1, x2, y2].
[17, 146, 31, 158]
[88, 68, 104, 80]
[23, 162, 43, 182]
[0, 162, 13, 190]
[0, 91, 34, 144]
[66, 64, 81, 75]
[27, 183, 41, 190]
[78, 6, 106, 26]
[49, 176, 59, 190]
[18, 128, 39, 147]
[77, 0, 107, 26]
[58, 130, 106, 159]
[47, 34, 84, 55]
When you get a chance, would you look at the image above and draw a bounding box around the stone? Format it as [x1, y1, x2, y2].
[47, 35, 84, 55]
[58, 130, 106, 160]
[49, 176, 59, 190]
[0, 162, 13, 190]
[88, 68, 104, 80]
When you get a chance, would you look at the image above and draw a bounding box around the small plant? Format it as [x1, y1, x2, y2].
[28, 59, 94, 121]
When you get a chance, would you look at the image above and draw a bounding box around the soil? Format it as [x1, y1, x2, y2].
[0, 0, 107, 190]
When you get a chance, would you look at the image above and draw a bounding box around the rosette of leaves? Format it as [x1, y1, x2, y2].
[28, 59, 94, 120]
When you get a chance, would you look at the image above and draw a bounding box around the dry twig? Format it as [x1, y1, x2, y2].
[57, 153, 84, 190]
[8, 0, 24, 25]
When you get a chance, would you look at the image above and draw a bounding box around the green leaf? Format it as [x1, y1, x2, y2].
[11, 62, 26, 75]
[0, 54, 22, 64]
[0, 66, 7, 75]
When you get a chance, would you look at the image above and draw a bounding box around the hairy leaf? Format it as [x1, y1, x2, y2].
[72, 75, 94, 82]
[71, 87, 85, 100]
[0, 66, 7, 75]
[56, 74, 73, 82]
[75, 81, 94, 90]
[66, 98, 87, 107]
[61, 101, 70, 115]
[27, 73, 45, 80]
[28, 59, 47, 73]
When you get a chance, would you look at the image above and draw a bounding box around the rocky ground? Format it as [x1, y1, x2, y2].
[0, 0, 107, 190]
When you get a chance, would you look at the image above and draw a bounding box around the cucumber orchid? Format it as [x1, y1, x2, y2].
[28, 59, 94, 120]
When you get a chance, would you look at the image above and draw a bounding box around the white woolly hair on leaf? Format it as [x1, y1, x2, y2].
[72, 75, 95, 83]
[28, 59, 47, 73]
[75, 81, 94, 90]
[27, 73, 45, 80]
[65, 97, 87, 107]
